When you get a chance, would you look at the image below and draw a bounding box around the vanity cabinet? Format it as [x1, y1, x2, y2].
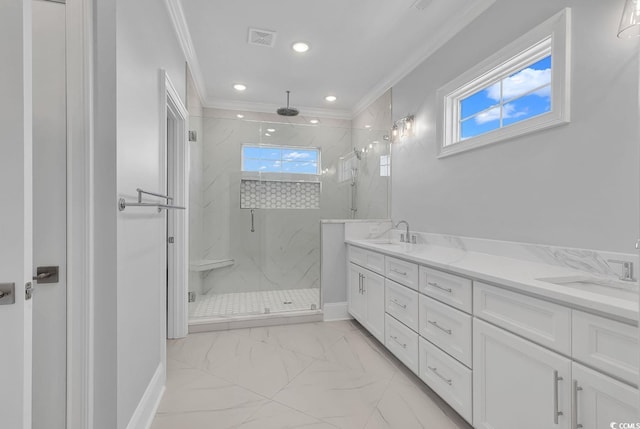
[473, 318, 572, 429]
[346, 244, 639, 428]
[348, 263, 385, 343]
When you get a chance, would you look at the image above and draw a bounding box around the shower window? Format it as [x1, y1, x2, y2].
[242, 144, 320, 175]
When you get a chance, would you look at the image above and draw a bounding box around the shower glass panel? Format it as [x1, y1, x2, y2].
[188, 114, 352, 321]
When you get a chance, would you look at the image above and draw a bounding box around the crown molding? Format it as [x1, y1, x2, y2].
[350, 0, 496, 118]
[164, 0, 208, 105]
[205, 98, 353, 120]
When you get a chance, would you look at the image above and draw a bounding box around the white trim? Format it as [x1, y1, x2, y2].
[437, 8, 571, 158]
[351, 0, 496, 118]
[65, 0, 94, 427]
[323, 302, 352, 321]
[205, 98, 353, 120]
[125, 364, 166, 429]
[162, 71, 189, 340]
[164, 0, 207, 108]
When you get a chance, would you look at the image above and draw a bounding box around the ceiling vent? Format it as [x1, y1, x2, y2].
[248, 28, 277, 48]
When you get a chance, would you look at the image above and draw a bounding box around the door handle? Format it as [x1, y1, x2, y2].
[553, 370, 564, 424]
[32, 266, 59, 284]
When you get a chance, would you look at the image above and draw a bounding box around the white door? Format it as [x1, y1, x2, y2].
[0, 0, 34, 427]
[364, 270, 385, 342]
[573, 363, 638, 429]
[32, 1, 67, 428]
[473, 318, 572, 429]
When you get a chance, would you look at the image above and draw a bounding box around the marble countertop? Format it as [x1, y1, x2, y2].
[346, 239, 639, 323]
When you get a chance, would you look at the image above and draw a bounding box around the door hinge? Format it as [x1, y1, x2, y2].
[167, 237, 175, 244]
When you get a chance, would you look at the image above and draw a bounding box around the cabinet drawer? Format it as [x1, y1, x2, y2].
[385, 256, 419, 290]
[349, 246, 384, 275]
[385, 279, 419, 332]
[572, 310, 639, 383]
[385, 314, 419, 374]
[419, 294, 472, 367]
[419, 337, 472, 424]
[474, 282, 571, 355]
[420, 267, 472, 313]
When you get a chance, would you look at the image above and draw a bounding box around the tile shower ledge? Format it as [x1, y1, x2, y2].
[346, 239, 639, 323]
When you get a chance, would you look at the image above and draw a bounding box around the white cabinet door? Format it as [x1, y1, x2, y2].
[364, 270, 385, 342]
[573, 363, 638, 429]
[474, 319, 572, 429]
[348, 264, 366, 324]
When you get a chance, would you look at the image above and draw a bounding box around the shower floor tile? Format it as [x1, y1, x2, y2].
[189, 288, 320, 319]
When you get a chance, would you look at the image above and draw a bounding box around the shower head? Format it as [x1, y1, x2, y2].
[353, 147, 363, 160]
[277, 90, 300, 116]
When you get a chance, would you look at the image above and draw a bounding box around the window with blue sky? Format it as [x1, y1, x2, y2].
[460, 55, 552, 141]
[242, 145, 320, 175]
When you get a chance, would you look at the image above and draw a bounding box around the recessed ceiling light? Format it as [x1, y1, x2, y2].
[292, 42, 310, 53]
[364, 124, 371, 129]
[265, 133, 271, 137]
[233, 83, 247, 91]
[325, 95, 337, 102]
[267, 128, 276, 133]
[309, 119, 319, 124]
[236, 114, 245, 119]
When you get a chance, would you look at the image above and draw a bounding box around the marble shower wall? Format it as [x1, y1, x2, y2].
[194, 110, 352, 296]
[352, 90, 392, 219]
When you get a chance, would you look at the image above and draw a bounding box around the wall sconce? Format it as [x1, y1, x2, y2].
[391, 115, 414, 143]
[618, 0, 640, 38]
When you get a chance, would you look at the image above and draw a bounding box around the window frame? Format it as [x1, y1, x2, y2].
[241, 143, 322, 177]
[437, 8, 571, 158]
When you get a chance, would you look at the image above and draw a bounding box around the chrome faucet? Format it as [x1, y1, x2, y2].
[395, 220, 410, 243]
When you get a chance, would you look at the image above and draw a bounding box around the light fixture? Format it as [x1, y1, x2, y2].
[233, 83, 247, 91]
[292, 42, 310, 53]
[309, 119, 319, 124]
[364, 124, 371, 129]
[265, 133, 271, 137]
[236, 114, 245, 119]
[391, 115, 414, 142]
[618, 0, 640, 38]
[267, 128, 276, 132]
[325, 95, 337, 102]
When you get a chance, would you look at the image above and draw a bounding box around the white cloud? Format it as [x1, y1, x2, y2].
[486, 66, 551, 101]
[474, 103, 527, 125]
[283, 151, 311, 160]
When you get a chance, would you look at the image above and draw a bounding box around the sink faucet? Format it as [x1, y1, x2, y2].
[395, 220, 410, 243]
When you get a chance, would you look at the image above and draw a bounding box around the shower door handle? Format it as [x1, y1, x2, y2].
[250, 209, 255, 232]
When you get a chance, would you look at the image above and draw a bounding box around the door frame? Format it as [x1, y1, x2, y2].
[161, 70, 189, 340]
[66, 0, 95, 427]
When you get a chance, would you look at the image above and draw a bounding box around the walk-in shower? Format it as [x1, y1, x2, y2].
[187, 102, 391, 324]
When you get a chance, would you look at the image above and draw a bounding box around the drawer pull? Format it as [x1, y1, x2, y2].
[427, 281, 452, 293]
[553, 370, 564, 424]
[390, 268, 408, 276]
[390, 298, 407, 309]
[428, 320, 452, 335]
[573, 380, 583, 429]
[428, 366, 452, 385]
[390, 335, 407, 349]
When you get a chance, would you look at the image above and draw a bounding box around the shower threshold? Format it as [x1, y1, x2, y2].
[188, 309, 323, 333]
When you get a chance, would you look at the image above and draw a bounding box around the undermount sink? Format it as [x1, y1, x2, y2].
[536, 275, 639, 300]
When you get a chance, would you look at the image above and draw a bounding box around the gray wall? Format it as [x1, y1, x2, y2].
[391, 0, 639, 253]
[115, 0, 187, 427]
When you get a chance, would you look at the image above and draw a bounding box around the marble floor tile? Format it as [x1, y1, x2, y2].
[272, 359, 393, 429]
[363, 369, 471, 429]
[232, 401, 339, 429]
[154, 320, 468, 429]
[204, 334, 315, 398]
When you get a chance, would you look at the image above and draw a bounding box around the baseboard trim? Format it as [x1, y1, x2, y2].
[126, 363, 165, 429]
[323, 302, 352, 321]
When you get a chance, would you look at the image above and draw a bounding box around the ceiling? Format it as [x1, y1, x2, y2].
[175, 0, 495, 118]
